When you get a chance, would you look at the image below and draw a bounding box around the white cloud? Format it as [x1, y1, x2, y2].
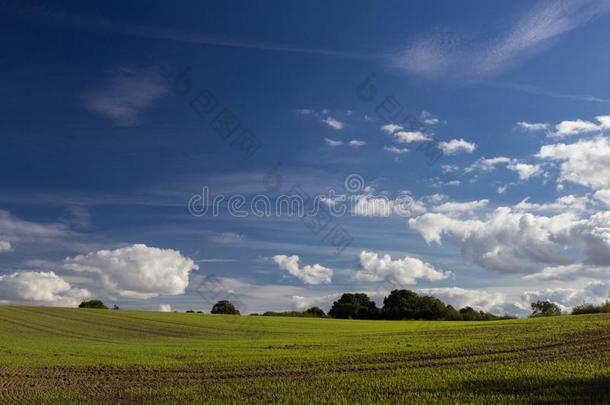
[348, 140, 366, 148]
[291, 293, 341, 311]
[0, 241, 12, 253]
[467, 157, 543, 181]
[393, 1, 610, 79]
[432, 199, 489, 214]
[420, 111, 440, 126]
[410, 206, 610, 278]
[521, 281, 610, 310]
[537, 136, 610, 190]
[525, 264, 610, 281]
[517, 121, 549, 131]
[466, 157, 512, 173]
[594, 189, 610, 206]
[507, 162, 543, 180]
[394, 131, 432, 143]
[321, 116, 344, 130]
[159, 304, 172, 312]
[514, 195, 591, 214]
[438, 138, 476, 155]
[352, 193, 426, 218]
[552, 118, 603, 138]
[409, 208, 575, 273]
[384, 145, 409, 154]
[353, 250, 452, 286]
[419, 287, 510, 314]
[0, 271, 91, 306]
[83, 66, 168, 126]
[324, 137, 344, 147]
[0, 210, 68, 241]
[63, 244, 198, 299]
[441, 164, 459, 173]
[272, 255, 332, 285]
[380, 124, 403, 134]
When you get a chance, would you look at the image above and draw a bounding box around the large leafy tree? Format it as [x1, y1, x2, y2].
[531, 300, 561, 317]
[78, 300, 108, 309]
[382, 290, 448, 320]
[211, 300, 240, 315]
[328, 293, 379, 319]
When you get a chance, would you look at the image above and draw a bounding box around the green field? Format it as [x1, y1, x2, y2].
[0, 306, 609, 403]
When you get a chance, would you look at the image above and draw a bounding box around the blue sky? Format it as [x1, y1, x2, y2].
[2, 0, 610, 315]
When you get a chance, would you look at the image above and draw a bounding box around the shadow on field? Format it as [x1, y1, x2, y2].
[450, 376, 610, 401]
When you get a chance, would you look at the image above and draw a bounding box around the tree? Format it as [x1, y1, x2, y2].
[444, 305, 462, 321]
[113, 305, 120, 310]
[459, 306, 482, 321]
[303, 306, 326, 318]
[381, 290, 446, 320]
[416, 295, 448, 320]
[530, 300, 561, 317]
[78, 300, 108, 309]
[211, 300, 240, 315]
[328, 293, 379, 319]
[382, 289, 420, 320]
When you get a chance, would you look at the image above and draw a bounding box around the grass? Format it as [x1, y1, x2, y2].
[0, 306, 609, 403]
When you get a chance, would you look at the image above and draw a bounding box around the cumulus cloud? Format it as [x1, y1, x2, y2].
[381, 123, 404, 134]
[321, 116, 344, 130]
[419, 287, 512, 314]
[438, 139, 476, 155]
[518, 115, 610, 138]
[0, 241, 12, 253]
[517, 121, 549, 131]
[394, 131, 432, 143]
[384, 145, 409, 154]
[63, 244, 198, 299]
[324, 137, 344, 147]
[352, 193, 426, 218]
[432, 199, 489, 214]
[83, 66, 168, 126]
[353, 250, 452, 286]
[514, 195, 591, 214]
[348, 140, 366, 148]
[466, 157, 543, 181]
[521, 281, 610, 311]
[0, 271, 91, 306]
[272, 255, 332, 285]
[159, 304, 172, 312]
[410, 206, 610, 278]
[594, 189, 610, 206]
[552, 118, 605, 138]
[507, 162, 543, 180]
[409, 208, 576, 273]
[441, 164, 459, 173]
[537, 136, 610, 190]
[466, 157, 512, 173]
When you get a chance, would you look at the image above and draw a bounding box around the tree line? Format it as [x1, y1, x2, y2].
[78, 293, 610, 319]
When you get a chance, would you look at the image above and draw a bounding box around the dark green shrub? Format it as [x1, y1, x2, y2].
[78, 300, 108, 309]
[530, 300, 561, 317]
[329, 293, 379, 319]
[211, 300, 240, 315]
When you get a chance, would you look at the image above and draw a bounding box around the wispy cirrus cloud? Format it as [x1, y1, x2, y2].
[83, 66, 168, 126]
[394, 0, 610, 79]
